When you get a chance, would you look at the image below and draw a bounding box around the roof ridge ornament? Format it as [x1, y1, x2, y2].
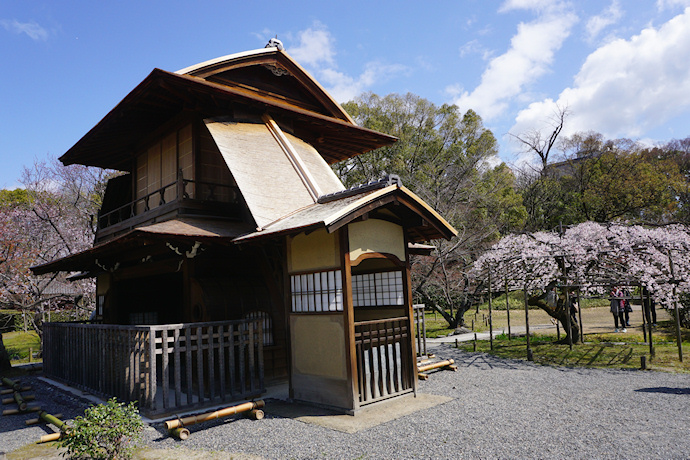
[318, 174, 402, 204]
[265, 37, 284, 51]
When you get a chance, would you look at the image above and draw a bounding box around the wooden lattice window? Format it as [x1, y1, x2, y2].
[352, 270, 404, 307]
[290, 270, 343, 313]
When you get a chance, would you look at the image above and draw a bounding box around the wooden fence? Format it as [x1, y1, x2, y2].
[43, 319, 264, 416]
[353, 317, 414, 405]
[413, 304, 427, 357]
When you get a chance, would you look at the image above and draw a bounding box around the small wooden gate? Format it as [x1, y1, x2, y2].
[353, 317, 415, 405]
[43, 319, 264, 416]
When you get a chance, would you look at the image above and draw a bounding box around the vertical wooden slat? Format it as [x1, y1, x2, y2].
[196, 326, 204, 402]
[238, 323, 246, 395]
[208, 325, 215, 400]
[149, 329, 157, 412]
[383, 322, 392, 396]
[218, 324, 225, 400]
[174, 328, 181, 407]
[133, 330, 140, 403]
[185, 326, 193, 406]
[228, 323, 236, 397]
[162, 329, 169, 410]
[129, 330, 135, 400]
[247, 321, 255, 393]
[256, 320, 264, 392]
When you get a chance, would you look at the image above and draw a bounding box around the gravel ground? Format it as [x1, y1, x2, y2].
[0, 372, 92, 455]
[3, 344, 690, 459]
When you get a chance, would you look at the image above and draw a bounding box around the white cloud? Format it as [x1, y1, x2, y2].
[1, 19, 49, 41]
[319, 62, 408, 103]
[657, 0, 690, 11]
[286, 22, 407, 103]
[499, 0, 563, 13]
[459, 39, 489, 59]
[452, 7, 577, 121]
[586, 0, 623, 43]
[287, 22, 335, 67]
[510, 8, 690, 144]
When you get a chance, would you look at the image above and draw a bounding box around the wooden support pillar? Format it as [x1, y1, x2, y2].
[488, 265, 493, 351]
[523, 284, 533, 361]
[668, 251, 683, 362]
[576, 287, 584, 344]
[564, 287, 573, 350]
[640, 283, 648, 343]
[504, 276, 511, 340]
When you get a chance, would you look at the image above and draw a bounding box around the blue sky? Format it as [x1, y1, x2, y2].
[2, 0, 690, 188]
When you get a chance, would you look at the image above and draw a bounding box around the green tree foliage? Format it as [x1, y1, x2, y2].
[338, 93, 526, 327]
[0, 189, 31, 208]
[654, 136, 690, 223]
[58, 398, 144, 460]
[520, 132, 685, 230]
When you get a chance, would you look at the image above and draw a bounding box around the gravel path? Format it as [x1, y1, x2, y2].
[3, 344, 690, 459]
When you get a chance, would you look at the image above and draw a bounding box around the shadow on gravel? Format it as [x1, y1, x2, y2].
[440, 348, 525, 370]
[149, 414, 250, 443]
[635, 387, 690, 395]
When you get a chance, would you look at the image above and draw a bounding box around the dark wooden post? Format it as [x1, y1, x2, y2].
[488, 264, 493, 351]
[564, 287, 573, 350]
[640, 283, 648, 343]
[668, 250, 683, 362]
[576, 287, 584, 344]
[523, 283, 533, 361]
[504, 276, 511, 340]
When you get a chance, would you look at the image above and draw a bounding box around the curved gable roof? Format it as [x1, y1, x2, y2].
[177, 48, 354, 124]
[59, 65, 396, 170]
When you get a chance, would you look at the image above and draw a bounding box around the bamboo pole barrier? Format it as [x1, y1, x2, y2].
[417, 359, 456, 373]
[3, 406, 40, 416]
[2, 392, 35, 411]
[26, 412, 64, 426]
[164, 400, 266, 431]
[1, 377, 22, 391]
[247, 409, 264, 420]
[34, 412, 70, 444]
[1, 386, 31, 395]
[39, 432, 62, 444]
[170, 427, 190, 440]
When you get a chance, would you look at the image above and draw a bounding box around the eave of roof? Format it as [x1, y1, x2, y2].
[31, 218, 252, 275]
[59, 49, 397, 171]
[233, 185, 458, 244]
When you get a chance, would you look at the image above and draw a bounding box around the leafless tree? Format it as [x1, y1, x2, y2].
[510, 104, 569, 172]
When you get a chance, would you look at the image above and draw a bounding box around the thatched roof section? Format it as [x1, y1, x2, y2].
[205, 117, 344, 229]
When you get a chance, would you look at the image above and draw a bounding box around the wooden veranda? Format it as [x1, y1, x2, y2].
[43, 318, 264, 416]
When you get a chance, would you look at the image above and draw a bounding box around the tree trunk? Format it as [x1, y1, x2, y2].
[0, 334, 11, 371]
[528, 293, 580, 344]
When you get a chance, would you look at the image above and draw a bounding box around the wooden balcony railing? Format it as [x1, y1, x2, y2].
[43, 319, 264, 416]
[354, 317, 415, 406]
[97, 172, 240, 236]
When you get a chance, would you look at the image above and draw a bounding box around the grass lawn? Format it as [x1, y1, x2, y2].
[455, 320, 690, 373]
[2, 331, 41, 364]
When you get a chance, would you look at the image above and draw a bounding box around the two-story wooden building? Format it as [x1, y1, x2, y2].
[33, 44, 456, 416]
